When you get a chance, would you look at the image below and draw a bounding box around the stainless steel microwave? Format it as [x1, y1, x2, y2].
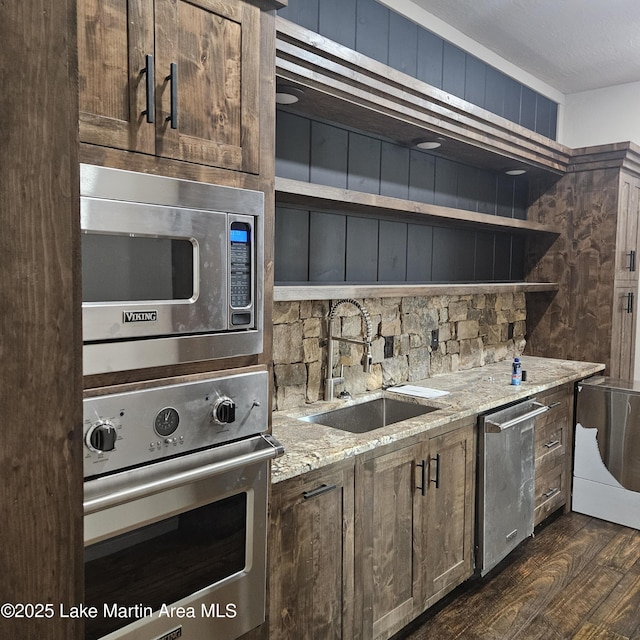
[80, 164, 264, 375]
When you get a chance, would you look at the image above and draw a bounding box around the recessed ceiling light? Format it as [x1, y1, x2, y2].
[276, 85, 305, 105]
[415, 140, 442, 150]
[505, 168, 527, 176]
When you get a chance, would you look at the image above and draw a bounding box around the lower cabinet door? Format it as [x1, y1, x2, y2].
[421, 421, 476, 607]
[356, 442, 427, 640]
[269, 462, 355, 640]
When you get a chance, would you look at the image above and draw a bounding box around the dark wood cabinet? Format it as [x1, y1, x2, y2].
[269, 461, 355, 640]
[421, 421, 476, 608]
[356, 418, 476, 640]
[527, 149, 640, 379]
[533, 384, 573, 525]
[78, 0, 260, 173]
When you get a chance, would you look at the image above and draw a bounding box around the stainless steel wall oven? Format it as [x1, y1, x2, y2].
[83, 370, 282, 640]
[80, 164, 264, 375]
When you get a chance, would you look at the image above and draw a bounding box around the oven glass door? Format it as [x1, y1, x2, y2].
[83, 445, 270, 640]
[85, 493, 246, 640]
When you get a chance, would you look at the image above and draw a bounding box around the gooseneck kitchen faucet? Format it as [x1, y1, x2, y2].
[324, 299, 373, 401]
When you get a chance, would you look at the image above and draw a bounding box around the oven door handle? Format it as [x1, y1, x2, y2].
[84, 434, 284, 515]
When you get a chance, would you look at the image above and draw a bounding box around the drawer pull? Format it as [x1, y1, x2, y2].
[547, 401, 562, 410]
[543, 487, 560, 499]
[544, 439, 561, 449]
[303, 483, 337, 500]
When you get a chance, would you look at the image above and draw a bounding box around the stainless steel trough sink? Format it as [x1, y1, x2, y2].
[300, 397, 438, 433]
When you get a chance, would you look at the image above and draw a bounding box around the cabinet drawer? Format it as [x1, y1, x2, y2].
[535, 387, 570, 429]
[534, 411, 567, 465]
[534, 460, 566, 526]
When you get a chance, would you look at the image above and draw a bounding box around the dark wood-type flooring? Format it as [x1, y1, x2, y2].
[396, 512, 640, 640]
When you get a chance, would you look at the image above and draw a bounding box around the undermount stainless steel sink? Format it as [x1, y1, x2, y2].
[300, 397, 438, 433]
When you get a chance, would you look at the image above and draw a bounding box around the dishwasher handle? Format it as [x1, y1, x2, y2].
[484, 401, 549, 433]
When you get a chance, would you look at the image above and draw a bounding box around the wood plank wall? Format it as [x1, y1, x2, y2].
[0, 1, 83, 639]
[277, 0, 558, 139]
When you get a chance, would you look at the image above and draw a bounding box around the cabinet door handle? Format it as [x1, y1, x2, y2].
[416, 460, 427, 496]
[626, 292, 634, 314]
[166, 62, 178, 129]
[430, 453, 441, 489]
[141, 54, 155, 123]
[302, 483, 336, 500]
[544, 439, 561, 449]
[627, 250, 636, 272]
[543, 487, 560, 499]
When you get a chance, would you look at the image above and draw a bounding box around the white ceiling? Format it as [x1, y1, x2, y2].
[411, 0, 640, 94]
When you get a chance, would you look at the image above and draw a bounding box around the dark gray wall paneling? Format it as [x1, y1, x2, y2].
[416, 28, 443, 89]
[275, 207, 309, 282]
[408, 149, 436, 204]
[388, 12, 418, 77]
[355, 0, 389, 64]
[442, 41, 466, 99]
[378, 220, 408, 281]
[475, 232, 495, 281]
[275, 206, 525, 284]
[348, 132, 381, 194]
[380, 142, 410, 199]
[310, 121, 348, 188]
[432, 227, 475, 281]
[347, 216, 379, 281]
[520, 86, 537, 131]
[278, 0, 558, 139]
[276, 110, 310, 182]
[407, 224, 433, 282]
[309, 212, 346, 281]
[434, 157, 458, 208]
[319, 0, 356, 49]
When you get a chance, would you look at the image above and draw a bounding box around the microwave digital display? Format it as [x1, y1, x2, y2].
[230, 229, 248, 244]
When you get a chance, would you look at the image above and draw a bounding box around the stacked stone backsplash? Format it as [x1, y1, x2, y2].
[273, 293, 526, 411]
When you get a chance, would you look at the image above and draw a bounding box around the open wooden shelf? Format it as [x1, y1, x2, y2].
[274, 282, 559, 302]
[276, 177, 563, 235]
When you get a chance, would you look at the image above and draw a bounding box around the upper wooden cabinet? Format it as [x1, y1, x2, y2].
[78, 0, 260, 173]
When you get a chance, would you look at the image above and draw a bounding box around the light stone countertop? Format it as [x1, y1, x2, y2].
[271, 356, 605, 483]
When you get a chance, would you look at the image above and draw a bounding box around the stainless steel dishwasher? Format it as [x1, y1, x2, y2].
[477, 399, 550, 575]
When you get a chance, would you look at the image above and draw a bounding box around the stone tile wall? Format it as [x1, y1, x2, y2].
[272, 293, 527, 411]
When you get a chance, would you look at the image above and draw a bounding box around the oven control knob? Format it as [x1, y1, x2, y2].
[212, 397, 236, 424]
[86, 421, 117, 453]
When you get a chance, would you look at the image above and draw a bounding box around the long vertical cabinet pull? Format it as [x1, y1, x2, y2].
[166, 62, 178, 129]
[430, 453, 441, 489]
[627, 292, 634, 314]
[141, 54, 155, 123]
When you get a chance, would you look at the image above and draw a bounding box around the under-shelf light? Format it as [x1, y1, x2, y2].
[276, 85, 305, 105]
[415, 139, 442, 150]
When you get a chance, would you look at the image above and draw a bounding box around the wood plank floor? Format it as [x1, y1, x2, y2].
[396, 513, 640, 640]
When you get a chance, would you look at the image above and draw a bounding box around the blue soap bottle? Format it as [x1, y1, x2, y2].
[511, 357, 522, 385]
